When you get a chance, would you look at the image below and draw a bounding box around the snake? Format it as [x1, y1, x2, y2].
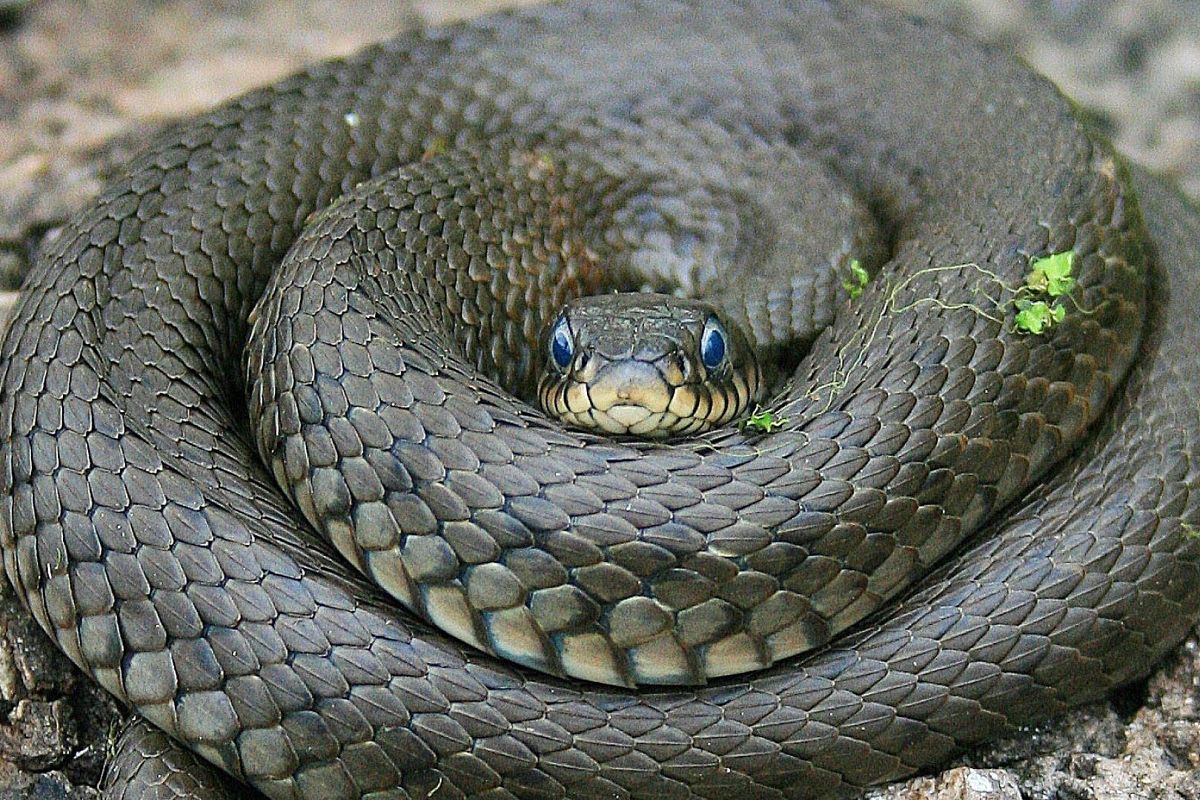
[2, 1, 1199, 799]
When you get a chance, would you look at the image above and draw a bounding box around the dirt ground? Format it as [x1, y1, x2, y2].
[0, 1, 1197, 799]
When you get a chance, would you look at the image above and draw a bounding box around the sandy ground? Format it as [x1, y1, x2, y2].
[0, 2, 1197, 799]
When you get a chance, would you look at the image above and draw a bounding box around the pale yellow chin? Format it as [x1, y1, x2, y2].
[592, 404, 679, 436]
[605, 403, 652, 428]
[540, 373, 743, 438]
[553, 395, 718, 438]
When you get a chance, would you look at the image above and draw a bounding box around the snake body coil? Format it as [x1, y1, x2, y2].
[2, 2, 1199, 799]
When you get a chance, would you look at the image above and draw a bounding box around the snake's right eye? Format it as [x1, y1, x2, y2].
[700, 315, 728, 371]
[551, 317, 574, 371]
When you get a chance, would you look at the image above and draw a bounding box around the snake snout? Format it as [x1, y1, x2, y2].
[602, 362, 669, 407]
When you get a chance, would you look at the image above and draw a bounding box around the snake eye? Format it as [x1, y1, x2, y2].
[550, 316, 574, 371]
[700, 316, 727, 371]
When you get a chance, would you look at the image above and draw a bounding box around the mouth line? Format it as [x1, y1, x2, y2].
[600, 402, 659, 428]
[606, 401, 652, 412]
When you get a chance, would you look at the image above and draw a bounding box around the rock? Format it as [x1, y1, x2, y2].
[868, 768, 1022, 800]
[0, 770, 100, 800]
[0, 593, 77, 700]
[0, 700, 72, 771]
[0, 593, 120, 793]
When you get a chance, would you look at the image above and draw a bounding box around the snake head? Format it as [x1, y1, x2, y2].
[536, 293, 762, 438]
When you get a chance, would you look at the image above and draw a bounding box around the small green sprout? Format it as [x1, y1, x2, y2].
[742, 406, 788, 433]
[1010, 250, 1077, 335]
[1026, 251, 1076, 297]
[1014, 299, 1065, 335]
[843, 259, 869, 300]
[1183, 522, 1200, 540]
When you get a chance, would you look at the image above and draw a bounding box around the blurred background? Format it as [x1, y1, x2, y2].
[1, 1, 1197, 198]
[1, 0, 1197, 294]
[0, 2, 1197, 798]
[2, 0, 1196, 291]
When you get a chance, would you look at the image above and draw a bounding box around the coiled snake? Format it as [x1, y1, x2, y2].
[2, 1, 1199, 798]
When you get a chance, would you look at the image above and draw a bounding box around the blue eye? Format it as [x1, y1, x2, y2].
[551, 318, 574, 370]
[700, 317, 726, 370]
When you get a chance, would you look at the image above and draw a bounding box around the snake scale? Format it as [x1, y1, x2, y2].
[2, 1, 1199, 798]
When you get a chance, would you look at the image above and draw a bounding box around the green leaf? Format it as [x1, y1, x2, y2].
[843, 259, 869, 300]
[742, 406, 787, 433]
[1028, 251, 1076, 297]
[1013, 299, 1065, 334]
[1182, 522, 1199, 540]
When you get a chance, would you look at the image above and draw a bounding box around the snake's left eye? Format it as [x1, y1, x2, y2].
[550, 316, 574, 371]
[700, 316, 727, 371]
